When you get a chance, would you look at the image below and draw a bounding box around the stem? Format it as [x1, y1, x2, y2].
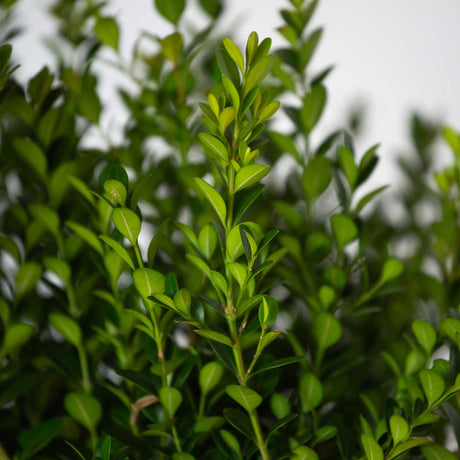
[77, 344, 92, 393]
[249, 411, 270, 460]
[134, 244, 144, 268]
[171, 423, 182, 453]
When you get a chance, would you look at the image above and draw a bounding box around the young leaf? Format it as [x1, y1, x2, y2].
[223, 37, 245, 73]
[412, 320, 436, 354]
[67, 222, 104, 255]
[300, 373, 323, 413]
[314, 312, 342, 351]
[44, 257, 71, 286]
[95, 17, 119, 50]
[361, 435, 383, 460]
[199, 362, 224, 395]
[234, 165, 270, 192]
[195, 329, 233, 347]
[225, 385, 262, 413]
[291, 446, 318, 460]
[331, 214, 357, 249]
[378, 258, 404, 285]
[112, 208, 142, 246]
[420, 369, 445, 406]
[244, 55, 274, 96]
[49, 313, 82, 347]
[198, 223, 218, 259]
[64, 393, 102, 431]
[389, 415, 409, 445]
[99, 235, 135, 270]
[103, 180, 127, 206]
[194, 178, 227, 227]
[159, 387, 183, 417]
[133, 268, 165, 299]
[13, 138, 47, 180]
[198, 133, 228, 162]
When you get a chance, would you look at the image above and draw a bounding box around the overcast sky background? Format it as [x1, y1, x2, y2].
[11, 0, 460, 186]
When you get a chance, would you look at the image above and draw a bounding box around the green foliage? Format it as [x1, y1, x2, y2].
[0, 0, 459, 459]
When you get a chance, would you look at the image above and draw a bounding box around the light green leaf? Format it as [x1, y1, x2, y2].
[314, 312, 342, 351]
[112, 208, 141, 246]
[443, 126, 460, 157]
[338, 146, 358, 189]
[16, 262, 42, 300]
[198, 224, 218, 259]
[13, 138, 47, 180]
[49, 313, 82, 347]
[441, 317, 460, 343]
[219, 107, 235, 132]
[314, 426, 338, 444]
[161, 32, 183, 63]
[44, 257, 71, 286]
[300, 373, 322, 413]
[234, 165, 270, 192]
[291, 446, 318, 460]
[302, 156, 332, 202]
[104, 180, 127, 206]
[99, 235, 135, 270]
[389, 438, 430, 459]
[222, 74, 240, 114]
[1, 323, 34, 355]
[195, 329, 232, 347]
[159, 386, 182, 417]
[64, 393, 102, 431]
[194, 178, 227, 227]
[378, 258, 403, 285]
[186, 254, 211, 277]
[67, 222, 103, 255]
[174, 289, 191, 316]
[133, 268, 165, 299]
[420, 369, 445, 406]
[389, 415, 409, 445]
[199, 133, 228, 162]
[228, 261, 247, 288]
[361, 435, 383, 460]
[331, 214, 357, 249]
[225, 385, 262, 413]
[412, 320, 436, 354]
[95, 17, 119, 50]
[199, 362, 224, 395]
[223, 37, 245, 73]
[421, 444, 457, 460]
[244, 55, 274, 96]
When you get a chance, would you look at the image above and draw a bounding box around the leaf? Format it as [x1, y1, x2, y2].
[225, 385, 262, 413]
[100, 436, 112, 460]
[147, 219, 170, 266]
[159, 386, 182, 417]
[198, 133, 228, 162]
[361, 435, 383, 460]
[314, 312, 342, 351]
[1, 323, 34, 355]
[104, 180, 127, 206]
[49, 313, 82, 347]
[389, 415, 409, 445]
[198, 0, 222, 18]
[195, 329, 233, 347]
[18, 418, 63, 460]
[270, 393, 291, 420]
[251, 356, 301, 377]
[0, 43, 12, 75]
[67, 222, 104, 255]
[338, 146, 358, 189]
[300, 85, 327, 133]
[64, 393, 102, 431]
[194, 177, 227, 227]
[441, 318, 460, 342]
[29, 204, 59, 236]
[412, 320, 436, 354]
[223, 37, 245, 73]
[228, 261, 247, 288]
[223, 408, 255, 440]
[314, 426, 338, 445]
[421, 444, 457, 460]
[198, 223, 218, 259]
[199, 362, 224, 395]
[300, 373, 323, 413]
[155, 0, 185, 24]
[186, 254, 211, 277]
[194, 416, 225, 433]
[44, 257, 71, 286]
[443, 126, 460, 157]
[222, 74, 240, 114]
[234, 165, 270, 192]
[292, 446, 318, 459]
[420, 369, 445, 406]
[389, 437, 430, 459]
[378, 258, 403, 285]
[13, 138, 47, 180]
[161, 32, 183, 63]
[95, 17, 119, 50]
[112, 208, 142, 246]
[133, 268, 165, 299]
[331, 214, 357, 249]
[174, 289, 191, 315]
[100, 235, 135, 270]
[355, 186, 388, 213]
[302, 156, 332, 202]
[244, 55, 274, 96]
[16, 262, 42, 300]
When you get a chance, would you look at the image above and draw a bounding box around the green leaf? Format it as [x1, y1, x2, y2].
[133, 268, 165, 299]
[18, 418, 63, 460]
[198, 223, 218, 259]
[159, 386, 182, 417]
[300, 85, 327, 133]
[270, 393, 291, 420]
[225, 385, 262, 413]
[228, 261, 247, 288]
[99, 235, 135, 270]
[199, 362, 224, 395]
[174, 289, 191, 315]
[389, 438, 430, 459]
[198, 133, 228, 162]
[67, 222, 104, 255]
[361, 435, 383, 460]
[1, 323, 34, 355]
[314, 426, 338, 444]
[331, 214, 358, 249]
[29, 204, 60, 237]
[292, 446, 319, 459]
[378, 258, 404, 285]
[95, 17, 119, 50]
[223, 37, 245, 73]
[314, 312, 342, 351]
[195, 329, 232, 347]
[0, 44, 12, 75]
[223, 408, 255, 441]
[244, 55, 274, 96]
[49, 162, 77, 207]
[147, 219, 169, 266]
[302, 156, 332, 202]
[300, 28, 322, 70]
[420, 369, 445, 406]
[16, 262, 42, 300]
[234, 165, 270, 192]
[198, 0, 222, 17]
[194, 178, 227, 227]
[49, 313, 82, 347]
[441, 318, 460, 342]
[412, 320, 436, 354]
[161, 32, 183, 63]
[13, 138, 47, 180]
[389, 415, 409, 445]
[194, 416, 225, 433]
[421, 444, 457, 460]
[222, 74, 240, 114]
[155, 0, 185, 24]
[112, 208, 142, 246]
[64, 393, 102, 431]
[443, 126, 460, 157]
[355, 186, 388, 213]
[338, 146, 358, 189]
[44, 257, 71, 286]
[300, 373, 323, 413]
[186, 254, 211, 277]
[100, 436, 112, 460]
[104, 180, 127, 206]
